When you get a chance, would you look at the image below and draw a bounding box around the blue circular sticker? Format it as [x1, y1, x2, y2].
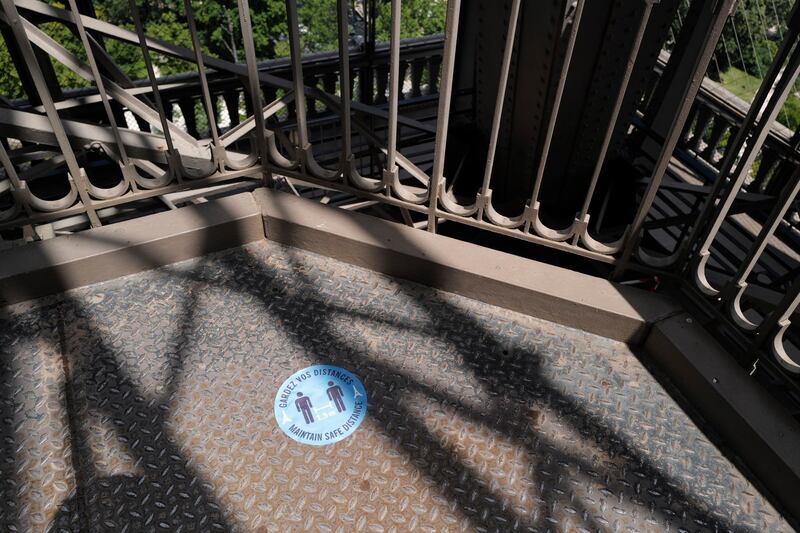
[274, 365, 367, 445]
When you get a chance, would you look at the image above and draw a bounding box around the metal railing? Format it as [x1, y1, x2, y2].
[0, 1, 798, 395]
[634, 1, 800, 388]
[0, 0, 444, 230]
[649, 51, 798, 229]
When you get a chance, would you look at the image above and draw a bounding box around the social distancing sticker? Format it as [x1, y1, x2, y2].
[274, 365, 367, 445]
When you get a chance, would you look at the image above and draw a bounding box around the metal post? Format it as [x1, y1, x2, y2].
[183, 0, 222, 161]
[385, 0, 401, 174]
[573, 0, 655, 245]
[337, 0, 353, 170]
[722, 165, 800, 328]
[285, 0, 311, 161]
[613, 0, 737, 277]
[67, 0, 136, 185]
[129, 0, 182, 181]
[477, 0, 521, 218]
[526, 0, 585, 227]
[755, 276, 800, 373]
[0, 139, 34, 217]
[237, 0, 270, 173]
[427, 0, 461, 232]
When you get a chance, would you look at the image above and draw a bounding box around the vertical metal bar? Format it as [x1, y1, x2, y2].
[237, 0, 269, 168]
[385, 0, 401, 172]
[478, 0, 521, 202]
[66, 0, 133, 170]
[754, 274, 800, 373]
[129, 0, 181, 178]
[574, 0, 654, 242]
[0, 0, 100, 226]
[427, 0, 461, 232]
[724, 165, 800, 298]
[527, 0, 585, 215]
[285, 0, 311, 152]
[0, 140, 34, 217]
[73, 0, 104, 46]
[613, 0, 737, 277]
[33, 44, 64, 103]
[337, 0, 353, 163]
[367, 0, 377, 56]
[768, 281, 800, 336]
[183, 0, 221, 148]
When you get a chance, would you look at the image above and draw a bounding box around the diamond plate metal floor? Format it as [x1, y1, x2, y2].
[0, 241, 794, 532]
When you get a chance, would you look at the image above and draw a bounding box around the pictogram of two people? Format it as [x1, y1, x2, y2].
[294, 381, 345, 424]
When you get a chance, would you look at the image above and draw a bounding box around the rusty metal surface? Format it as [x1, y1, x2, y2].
[0, 241, 794, 532]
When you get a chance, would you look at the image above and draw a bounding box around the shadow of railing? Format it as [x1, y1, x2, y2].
[1, 208, 235, 531]
[213, 196, 760, 531]
[0, 191, 784, 531]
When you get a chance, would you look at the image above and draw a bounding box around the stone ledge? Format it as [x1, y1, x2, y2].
[253, 188, 681, 344]
[0, 192, 264, 306]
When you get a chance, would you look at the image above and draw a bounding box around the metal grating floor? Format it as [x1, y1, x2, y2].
[0, 241, 794, 532]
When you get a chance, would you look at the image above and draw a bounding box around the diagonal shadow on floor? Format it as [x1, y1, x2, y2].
[1, 193, 792, 532]
[197, 227, 777, 532]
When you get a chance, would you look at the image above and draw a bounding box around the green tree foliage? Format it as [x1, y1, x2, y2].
[297, 0, 338, 53]
[0, 0, 446, 98]
[714, 0, 792, 76]
[0, 2, 93, 98]
[375, 0, 445, 42]
[713, 0, 800, 129]
[0, 0, 445, 98]
[41, 8, 92, 90]
[0, 40, 24, 99]
[665, 0, 799, 129]
[95, 0, 288, 74]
